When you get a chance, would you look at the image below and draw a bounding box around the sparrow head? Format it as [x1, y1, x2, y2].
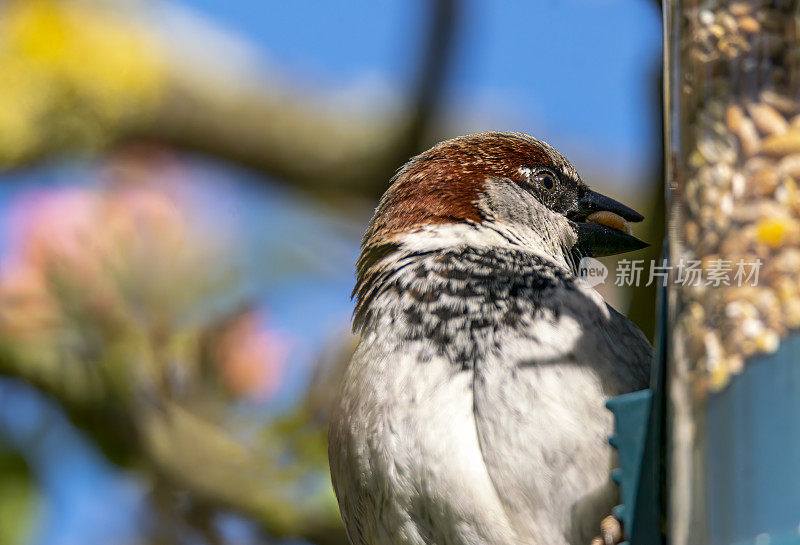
[363, 131, 647, 265]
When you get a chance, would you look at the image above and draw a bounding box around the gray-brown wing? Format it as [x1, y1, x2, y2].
[472, 287, 653, 543]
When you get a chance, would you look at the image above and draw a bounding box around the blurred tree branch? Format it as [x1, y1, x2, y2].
[144, 0, 458, 202]
[139, 400, 345, 545]
[0, 343, 349, 545]
[0, 170, 359, 544]
[1, 0, 460, 202]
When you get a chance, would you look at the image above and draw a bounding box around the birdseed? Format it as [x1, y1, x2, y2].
[672, 0, 800, 395]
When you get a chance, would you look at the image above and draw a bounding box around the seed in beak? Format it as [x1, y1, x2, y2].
[586, 211, 633, 235]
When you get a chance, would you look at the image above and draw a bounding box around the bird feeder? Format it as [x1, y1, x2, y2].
[665, 1, 800, 544]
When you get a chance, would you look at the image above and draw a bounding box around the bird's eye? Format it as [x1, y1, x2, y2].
[533, 170, 557, 192]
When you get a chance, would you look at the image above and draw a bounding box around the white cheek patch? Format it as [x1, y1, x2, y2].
[517, 166, 532, 179]
[394, 223, 517, 253]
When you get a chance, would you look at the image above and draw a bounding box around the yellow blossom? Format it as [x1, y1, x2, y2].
[0, 0, 167, 163]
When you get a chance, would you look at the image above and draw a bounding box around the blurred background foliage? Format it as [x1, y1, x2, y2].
[0, 1, 662, 544]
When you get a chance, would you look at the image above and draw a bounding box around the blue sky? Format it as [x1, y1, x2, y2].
[179, 0, 663, 184]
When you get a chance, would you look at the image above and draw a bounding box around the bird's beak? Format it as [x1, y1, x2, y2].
[567, 189, 648, 257]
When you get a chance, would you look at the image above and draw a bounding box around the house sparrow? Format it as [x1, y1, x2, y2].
[329, 132, 652, 545]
